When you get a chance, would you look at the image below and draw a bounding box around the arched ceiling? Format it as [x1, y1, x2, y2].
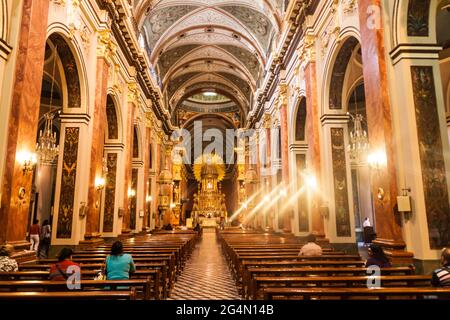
[136, 0, 281, 129]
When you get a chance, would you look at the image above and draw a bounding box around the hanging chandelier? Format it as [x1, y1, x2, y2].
[36, 45, 60, 164]
[347, 88, 369, 163]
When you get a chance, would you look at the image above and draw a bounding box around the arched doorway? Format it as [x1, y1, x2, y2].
[31, 39, 63, 232]
[35, 33, 82, 243]
[436, 3, 450, 142]
[324, 36, 371, 250]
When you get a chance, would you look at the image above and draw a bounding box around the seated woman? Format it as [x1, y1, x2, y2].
[49, 248, 80, 280]
[0, 244, 18, 272]
[105, 241, 136, 280]
[365, 244, 392, 268]
[299, 234, 323, 256]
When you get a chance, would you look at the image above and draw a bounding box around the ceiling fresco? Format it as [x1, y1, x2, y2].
[138, 0, 279, 130]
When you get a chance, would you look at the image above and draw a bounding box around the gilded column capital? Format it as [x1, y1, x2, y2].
[278, 83, 288, 106]
[97, 30, 116, 59]
[298, 34, 316, 63]
[263, 113, 272, 129]
[127, 81, 139, 104]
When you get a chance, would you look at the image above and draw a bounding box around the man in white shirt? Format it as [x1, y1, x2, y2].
[299, 234, 322, 256]
[363, 217, 371, 227]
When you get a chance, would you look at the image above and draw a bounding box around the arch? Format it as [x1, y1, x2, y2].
[46, 25, 89, 115]
[1, 0, 7, 41]
[328, 37, 360, 111]
[447, 81, 450, 113]
[133, 125, 141, 160]
[321, 31, 362, 116]
[393, 0, 447, 46]
[105, 92, 124, 143]
[294, 97, 307, 142]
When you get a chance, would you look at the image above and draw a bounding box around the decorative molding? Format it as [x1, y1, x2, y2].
[103, 153, 117, 233]
[56, 127, 79, 239]
[330, 127, 351, 237]
[297, 34, 316, 63]
[411, 66, 450, 248]
[97, 29, 117, 59]
[407, 0, 431, 37]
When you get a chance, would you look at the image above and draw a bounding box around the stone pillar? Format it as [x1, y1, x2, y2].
[358, 0, 413, 263]
[83, 31, 115, 244]
[304, 61, 325, 237]
[121, 89, 137, 234]
[52, 115, 90, 246]
[278, 84, 292, 233]
[0, 0, 50, 252]
[262, 115, 273, 229]
[143, 127, 151, 230]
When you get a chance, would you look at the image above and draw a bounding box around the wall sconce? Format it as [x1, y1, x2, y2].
[95, 177, 105, 191]
[303, 171, 318, 190]
[367, 151, 387, 170]
[17, 151, 37, 174]
[79, 202, 87, 218]
[146, 195, 152, 203]
[94, 177, 105, 209]
[170, 203, 176, 209]
[319, 204, 329, 219]
[128, 189, 136, 198]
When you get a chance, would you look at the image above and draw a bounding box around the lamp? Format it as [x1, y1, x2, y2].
[17, 151, 37, 174]
[95, 177, 105, 191]
[36, 45, 60, 164]
[347, 89, 369, 163]
[146, 195, 153, 203]
[367, 151, 387, 170]
[128, 189, 136, 198]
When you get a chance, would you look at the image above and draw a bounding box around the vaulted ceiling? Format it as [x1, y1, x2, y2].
[134, 0, 283, 129]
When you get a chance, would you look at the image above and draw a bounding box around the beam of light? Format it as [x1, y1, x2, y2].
[279, 184, 306, 215]
[229, 188, 263, 221]
[243, 183, 285, 224]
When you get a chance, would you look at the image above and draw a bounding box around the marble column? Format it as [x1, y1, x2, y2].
[262, 115, 274, 229]
[0, 0, 50, 252]
[121, 101, 135, 234]
[305, 62, 325, 237]
[358, 0, 412, 263]
[143, 127, 151, 230]
[82, 57, 109, 244]
[279, 85, 292, 233]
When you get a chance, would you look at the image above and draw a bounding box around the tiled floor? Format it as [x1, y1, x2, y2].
[169, 228, 241, 300]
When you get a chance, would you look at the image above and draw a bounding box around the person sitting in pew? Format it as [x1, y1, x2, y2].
[431, 247, 450, 287]
[163, 224, 173, 231]
[0, 244, 18, 272]
[299, 234, 323, 256]
[105, 241, 136, 280]
[365, 244, 392, 268]
[49, 248, 80, 281]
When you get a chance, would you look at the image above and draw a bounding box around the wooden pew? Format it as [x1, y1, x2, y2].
[0, 289, 136, 300]
[0, 269, 160, 299]
[242, 266, 415, 299]
[262, 287, 450, 300]
[250, 275, 432, 299]
[0, 279, 156, 300]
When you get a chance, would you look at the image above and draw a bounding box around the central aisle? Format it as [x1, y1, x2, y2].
[169, 228, 241, 300]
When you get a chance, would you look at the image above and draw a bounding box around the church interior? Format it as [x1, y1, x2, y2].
[0, 0, 450, 301]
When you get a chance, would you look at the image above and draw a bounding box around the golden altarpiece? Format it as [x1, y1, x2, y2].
[191, 155, 228, 227]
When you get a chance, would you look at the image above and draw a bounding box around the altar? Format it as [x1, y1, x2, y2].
[191, 154, 228, 225]
[199, 217, 218, 227]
